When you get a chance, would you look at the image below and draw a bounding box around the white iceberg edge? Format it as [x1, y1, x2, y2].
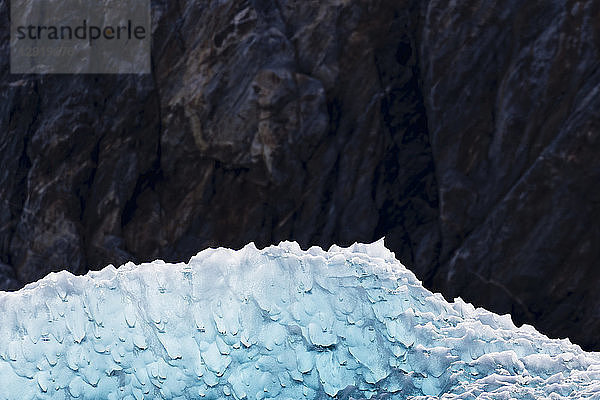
[0, 239, 599, 399]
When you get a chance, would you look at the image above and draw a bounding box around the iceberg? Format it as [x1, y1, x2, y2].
[1, 240, 599, 399]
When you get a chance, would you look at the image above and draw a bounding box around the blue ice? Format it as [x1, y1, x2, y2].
[1, 240, 599, 399]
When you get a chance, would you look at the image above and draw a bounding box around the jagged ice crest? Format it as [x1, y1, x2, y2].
[1, 240, 599, 399]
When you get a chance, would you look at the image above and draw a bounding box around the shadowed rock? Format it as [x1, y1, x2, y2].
[0, 0, 599, 350]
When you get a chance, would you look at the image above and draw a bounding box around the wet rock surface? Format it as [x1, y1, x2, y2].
[0, 0, 599, 350]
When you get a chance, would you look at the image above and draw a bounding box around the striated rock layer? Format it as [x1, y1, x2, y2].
[419, 0, 600, 352]
[1, 0, 599, 349]
[1, 241, 600, 399]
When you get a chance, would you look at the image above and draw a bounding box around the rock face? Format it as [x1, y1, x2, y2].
[420, 0, 600, 350]
[0, 0, 598, 350]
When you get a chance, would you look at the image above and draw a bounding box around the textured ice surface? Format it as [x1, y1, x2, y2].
[1, 240, 600, 399]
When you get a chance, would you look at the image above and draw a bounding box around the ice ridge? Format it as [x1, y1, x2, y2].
[0, 240, 599, 399]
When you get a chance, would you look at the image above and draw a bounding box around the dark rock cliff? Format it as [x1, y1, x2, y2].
[1, 0, 599, 349]
[420, 0, 600, 350]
